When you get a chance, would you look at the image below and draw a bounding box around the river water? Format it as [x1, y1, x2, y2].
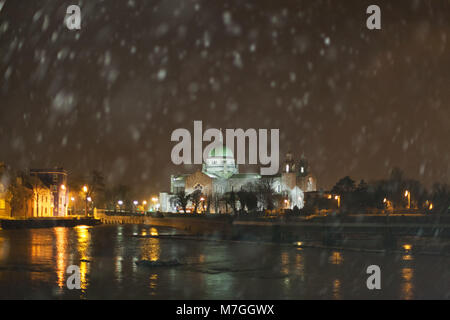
[0, 225, 449, 299]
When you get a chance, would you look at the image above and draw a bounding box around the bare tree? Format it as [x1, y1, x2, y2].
[174, 190, 190, 214]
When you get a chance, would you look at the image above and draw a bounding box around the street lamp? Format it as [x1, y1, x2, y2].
[118, 200, 123, 212]
[404, 190, 410, 209]
[82, 186, 88, 217]
[335, 195, 341, 208]
[151, 197, 159, 212]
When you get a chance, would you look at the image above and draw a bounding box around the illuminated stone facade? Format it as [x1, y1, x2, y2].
[161, 149, 317, 213]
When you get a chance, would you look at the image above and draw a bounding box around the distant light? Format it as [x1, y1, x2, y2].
[143, 200, 147, 205]
[403, 244, 412, 251]
[151, 197, 158, 202]
[61, 184, 66, 190]
[118, 200, 123, 205]
[82, 186, 88, 193]
[71, 197, 75, 201]
[87, 197, 92, 202]
[404, 190, 409, 197]
[200, 197, 205, 201]
[133, 200, 138, 205]
[335, 196, 339, 200]
[429, 203, 433, 210]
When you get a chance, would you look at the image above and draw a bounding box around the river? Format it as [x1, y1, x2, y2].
[0, 225, 449, 299]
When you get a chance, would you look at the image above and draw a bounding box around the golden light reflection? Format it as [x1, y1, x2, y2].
[75, 225, 91, 290]
[150, 227, 159, 236]
[295, 253, 305, 279]
[149, 273, 158, 294]
[402, 254, 413, 261]
[333, 279, 341, 299]
[55, 227, 67, 288]
[403, 244, 412, 251]
[329, 251, 343, 265]
[0, 237, 9, 261]
[401, 267, 414, 300]
[141, 238, 161, 262]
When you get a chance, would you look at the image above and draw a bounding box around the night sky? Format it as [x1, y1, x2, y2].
[1, 0, 449, 198]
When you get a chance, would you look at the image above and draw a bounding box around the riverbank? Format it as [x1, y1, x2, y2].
[0, 217, 101, 229]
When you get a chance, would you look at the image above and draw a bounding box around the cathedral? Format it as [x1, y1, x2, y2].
[159, 147, 317, 213]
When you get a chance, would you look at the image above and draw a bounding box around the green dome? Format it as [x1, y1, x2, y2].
[208, 146, 234, 158]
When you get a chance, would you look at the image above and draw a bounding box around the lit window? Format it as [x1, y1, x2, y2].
[0, 199, 5, 210]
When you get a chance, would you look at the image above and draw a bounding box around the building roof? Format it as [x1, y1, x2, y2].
[229, 173, 261, 179]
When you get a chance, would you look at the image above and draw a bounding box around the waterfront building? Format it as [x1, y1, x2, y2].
[160, 149, 317, 213]
[29, 168, 68, 217]
[0, 162, 10, 218]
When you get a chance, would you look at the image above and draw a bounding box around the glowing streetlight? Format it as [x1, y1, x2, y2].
[429, 203, 433, 211]
[61, 184, 66, 190]
[118, 200, 123, 206]
[82, 186, 88, 217]
[142, 200, 147, 205]
[133, 200, 138, 206]
[335, 195, 341, 208]
[87, 197, 92, 202]
[404, 190, 411, 209]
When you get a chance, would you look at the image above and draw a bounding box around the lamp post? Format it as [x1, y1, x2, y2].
[143, 200, 147, 213]
[335, 195, 341, 208]
[82, 185, 88, 217]
[118, 200, 123, 212]
[404, 190, 410, 209]
[151, 197, 158, 211]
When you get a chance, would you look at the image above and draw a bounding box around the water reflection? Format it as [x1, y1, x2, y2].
[333, 279, 341, 299]
[55, 227, 67, 288]
[75, 226, 90, 290]
[0, 225, 448, 299]
[401, 267, 414, 300]
[329, 251, 343, 265]
[141, 238, 161, 262]
[0, 237, 9, 261]
[295, 252, 305, 280]
[149, 273, 158, 295]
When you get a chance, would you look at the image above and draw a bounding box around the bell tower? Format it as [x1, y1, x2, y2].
[297, 153, 309, 177]
[282, 152, 297, 190]
[283, 152, 296, 173]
